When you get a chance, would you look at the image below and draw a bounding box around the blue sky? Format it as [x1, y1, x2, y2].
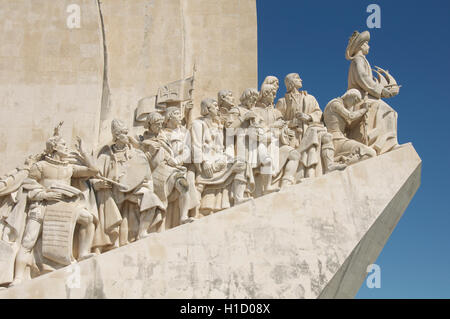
[256, 0, 450, 298]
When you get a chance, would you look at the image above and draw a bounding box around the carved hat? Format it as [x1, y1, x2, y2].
[345, 30, 370, 60]
[111, 119, 128, 136]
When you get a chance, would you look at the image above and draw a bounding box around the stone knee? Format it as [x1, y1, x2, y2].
[77, 209, 94, 226]
[21, 219, 42, 251]
[288, 149, 300, 162]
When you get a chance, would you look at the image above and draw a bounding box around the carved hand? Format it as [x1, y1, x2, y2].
[94, 180, 112, 190]
[272, 119, 286, 129]
[75, 136, 85, 155]
[295, 112, 311, 122]
[381, 88, 393, 98]
[167, 157, 179, 167]
[185, 100, 194, 109]
[202, 161, 214, 178]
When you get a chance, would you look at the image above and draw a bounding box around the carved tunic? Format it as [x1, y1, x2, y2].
[191, 116, 244, 212]
[347, 54, 399, 154]
[276, 91, 322, 125]
[323, 98, 376, 158]
[348, 55, 384, 99]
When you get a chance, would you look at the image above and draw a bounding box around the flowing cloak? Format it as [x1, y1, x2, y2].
[92, 145, 164, 249]
[347, 55, 398, 154]
[224, 106, 256, 194]
[0, 167, 30, 237]
[144, 128, 200, 229]
[191, 118, 243, 212]
[0, 168, 33, 285]
[297, 124, 328, 176]
[251, 106, 295, 179]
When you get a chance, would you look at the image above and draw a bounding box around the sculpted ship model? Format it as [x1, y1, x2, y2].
[0, 30, 406, 290]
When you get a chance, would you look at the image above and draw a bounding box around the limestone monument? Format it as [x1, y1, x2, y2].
[0, 0, 420, 299]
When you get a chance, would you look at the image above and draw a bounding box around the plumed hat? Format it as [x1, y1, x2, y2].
[345, 30, 370, 60]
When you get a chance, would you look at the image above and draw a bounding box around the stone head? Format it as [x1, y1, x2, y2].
[111, 119, 129, 144]
[239, 88, 259, 109]
[146, 112, 165, 134]
[342, 89, 363, 108]
[285, 73, 303, 92]
[258, 83, 276, 105]
[262, 76, 279, 93]
[45, 136, 69, 157]
[218, 90, 235, 109]
[200, 98, 219, 117]
[165, 107, 183, 127]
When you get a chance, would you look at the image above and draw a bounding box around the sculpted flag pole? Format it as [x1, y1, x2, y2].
[136, 65, 196, 126]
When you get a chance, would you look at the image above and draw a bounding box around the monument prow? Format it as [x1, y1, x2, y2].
[0, 143, 421, 299]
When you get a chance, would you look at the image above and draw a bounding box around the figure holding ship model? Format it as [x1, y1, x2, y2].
[346, 30, 402, 155]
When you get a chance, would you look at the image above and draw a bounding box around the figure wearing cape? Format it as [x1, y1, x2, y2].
[346, 30, 401, 155]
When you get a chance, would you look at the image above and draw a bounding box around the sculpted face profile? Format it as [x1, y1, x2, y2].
[239, 88, 259, 110]
[262, 75, 279, 95]
[285, 73, 303, 92]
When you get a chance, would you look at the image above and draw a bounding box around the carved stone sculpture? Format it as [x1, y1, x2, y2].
[323, 89, 377, 163]
[346, 30, 400, 155]
[191, 98, 247, 215]
[140, 109, 199, 229]
[0, 26, 409, 291]
[0, 156, 37, 286]
[251, 82, 300, 193]
[275, 73, 345, 179]
[93, 120, 164, 249]
[11, 128, 98, 286]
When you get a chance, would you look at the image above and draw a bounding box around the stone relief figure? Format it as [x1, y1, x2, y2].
[141, 108, 199, 230]
[237, 88, 259, 116]
[251, 82, 300, 193]
[93, 120, 164, 250]
[323, 89, 377, 163]
[218, 89, 236, 117]
[222, 89, 259, 204]
[262, 75, 280, 96]
[0, 156, 38, 286]
[191, 98, 247, 215]
[276, 73, 322, 146]
[274, 73, 345, 180]
[346, 30, 400, 155]
[11, 127, 98, 286]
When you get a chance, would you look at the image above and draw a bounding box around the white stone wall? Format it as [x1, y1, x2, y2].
[0, 0, 258, 174]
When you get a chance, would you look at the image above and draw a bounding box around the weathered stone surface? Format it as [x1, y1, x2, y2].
[0, 143, 421, 298]
[0, 0, 258, 173]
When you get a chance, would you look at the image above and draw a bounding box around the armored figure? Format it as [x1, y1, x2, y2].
[11, 132, 98, 286]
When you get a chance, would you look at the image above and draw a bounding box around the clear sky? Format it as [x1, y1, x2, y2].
[256, 0, 450, 298]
